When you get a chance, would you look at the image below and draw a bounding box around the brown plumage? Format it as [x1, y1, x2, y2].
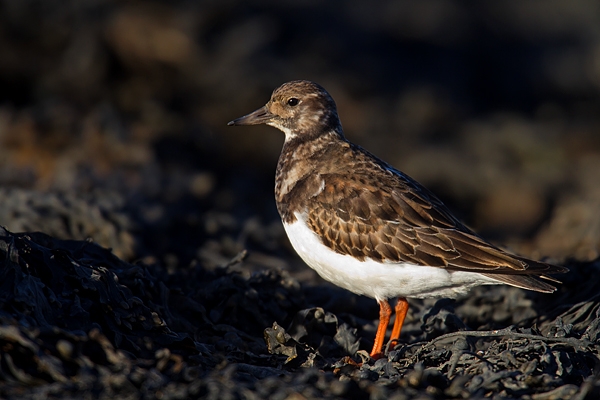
[229, 80, 568, 358]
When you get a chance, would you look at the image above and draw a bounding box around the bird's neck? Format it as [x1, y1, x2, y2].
[274, 130, 344, 223]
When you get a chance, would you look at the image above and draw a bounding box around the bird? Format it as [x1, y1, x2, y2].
[228, 80, 568, 359]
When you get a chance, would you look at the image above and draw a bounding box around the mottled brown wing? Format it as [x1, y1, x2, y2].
[305, 169, 566, 289]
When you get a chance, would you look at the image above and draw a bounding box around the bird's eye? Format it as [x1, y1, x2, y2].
[287, 98, 299, 106]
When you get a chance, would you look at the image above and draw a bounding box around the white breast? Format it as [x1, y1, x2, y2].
[283, 212, 500, 301]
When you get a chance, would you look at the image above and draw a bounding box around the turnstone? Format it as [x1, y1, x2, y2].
[228, 80, 568, 358]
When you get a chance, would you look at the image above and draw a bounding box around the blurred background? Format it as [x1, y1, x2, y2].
[0, 0, 599, 272]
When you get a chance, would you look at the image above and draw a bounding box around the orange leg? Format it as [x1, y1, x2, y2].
[370, 300, 392, 358]
[389, 297, 409, 348]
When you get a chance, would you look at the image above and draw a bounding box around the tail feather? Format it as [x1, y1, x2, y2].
[480, 273, 559, 293]
[514, 256, 569, 275]
[479, 257, 568, 293]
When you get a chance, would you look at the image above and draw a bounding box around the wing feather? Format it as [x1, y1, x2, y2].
[304, 151, 567, 292]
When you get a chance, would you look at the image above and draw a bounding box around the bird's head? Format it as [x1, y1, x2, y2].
[228, 80, 343, 142]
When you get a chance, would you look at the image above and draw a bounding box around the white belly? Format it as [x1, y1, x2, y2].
[283, 212, 500, 301]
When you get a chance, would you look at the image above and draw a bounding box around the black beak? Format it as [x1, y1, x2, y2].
[227, 106, 274, 126]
